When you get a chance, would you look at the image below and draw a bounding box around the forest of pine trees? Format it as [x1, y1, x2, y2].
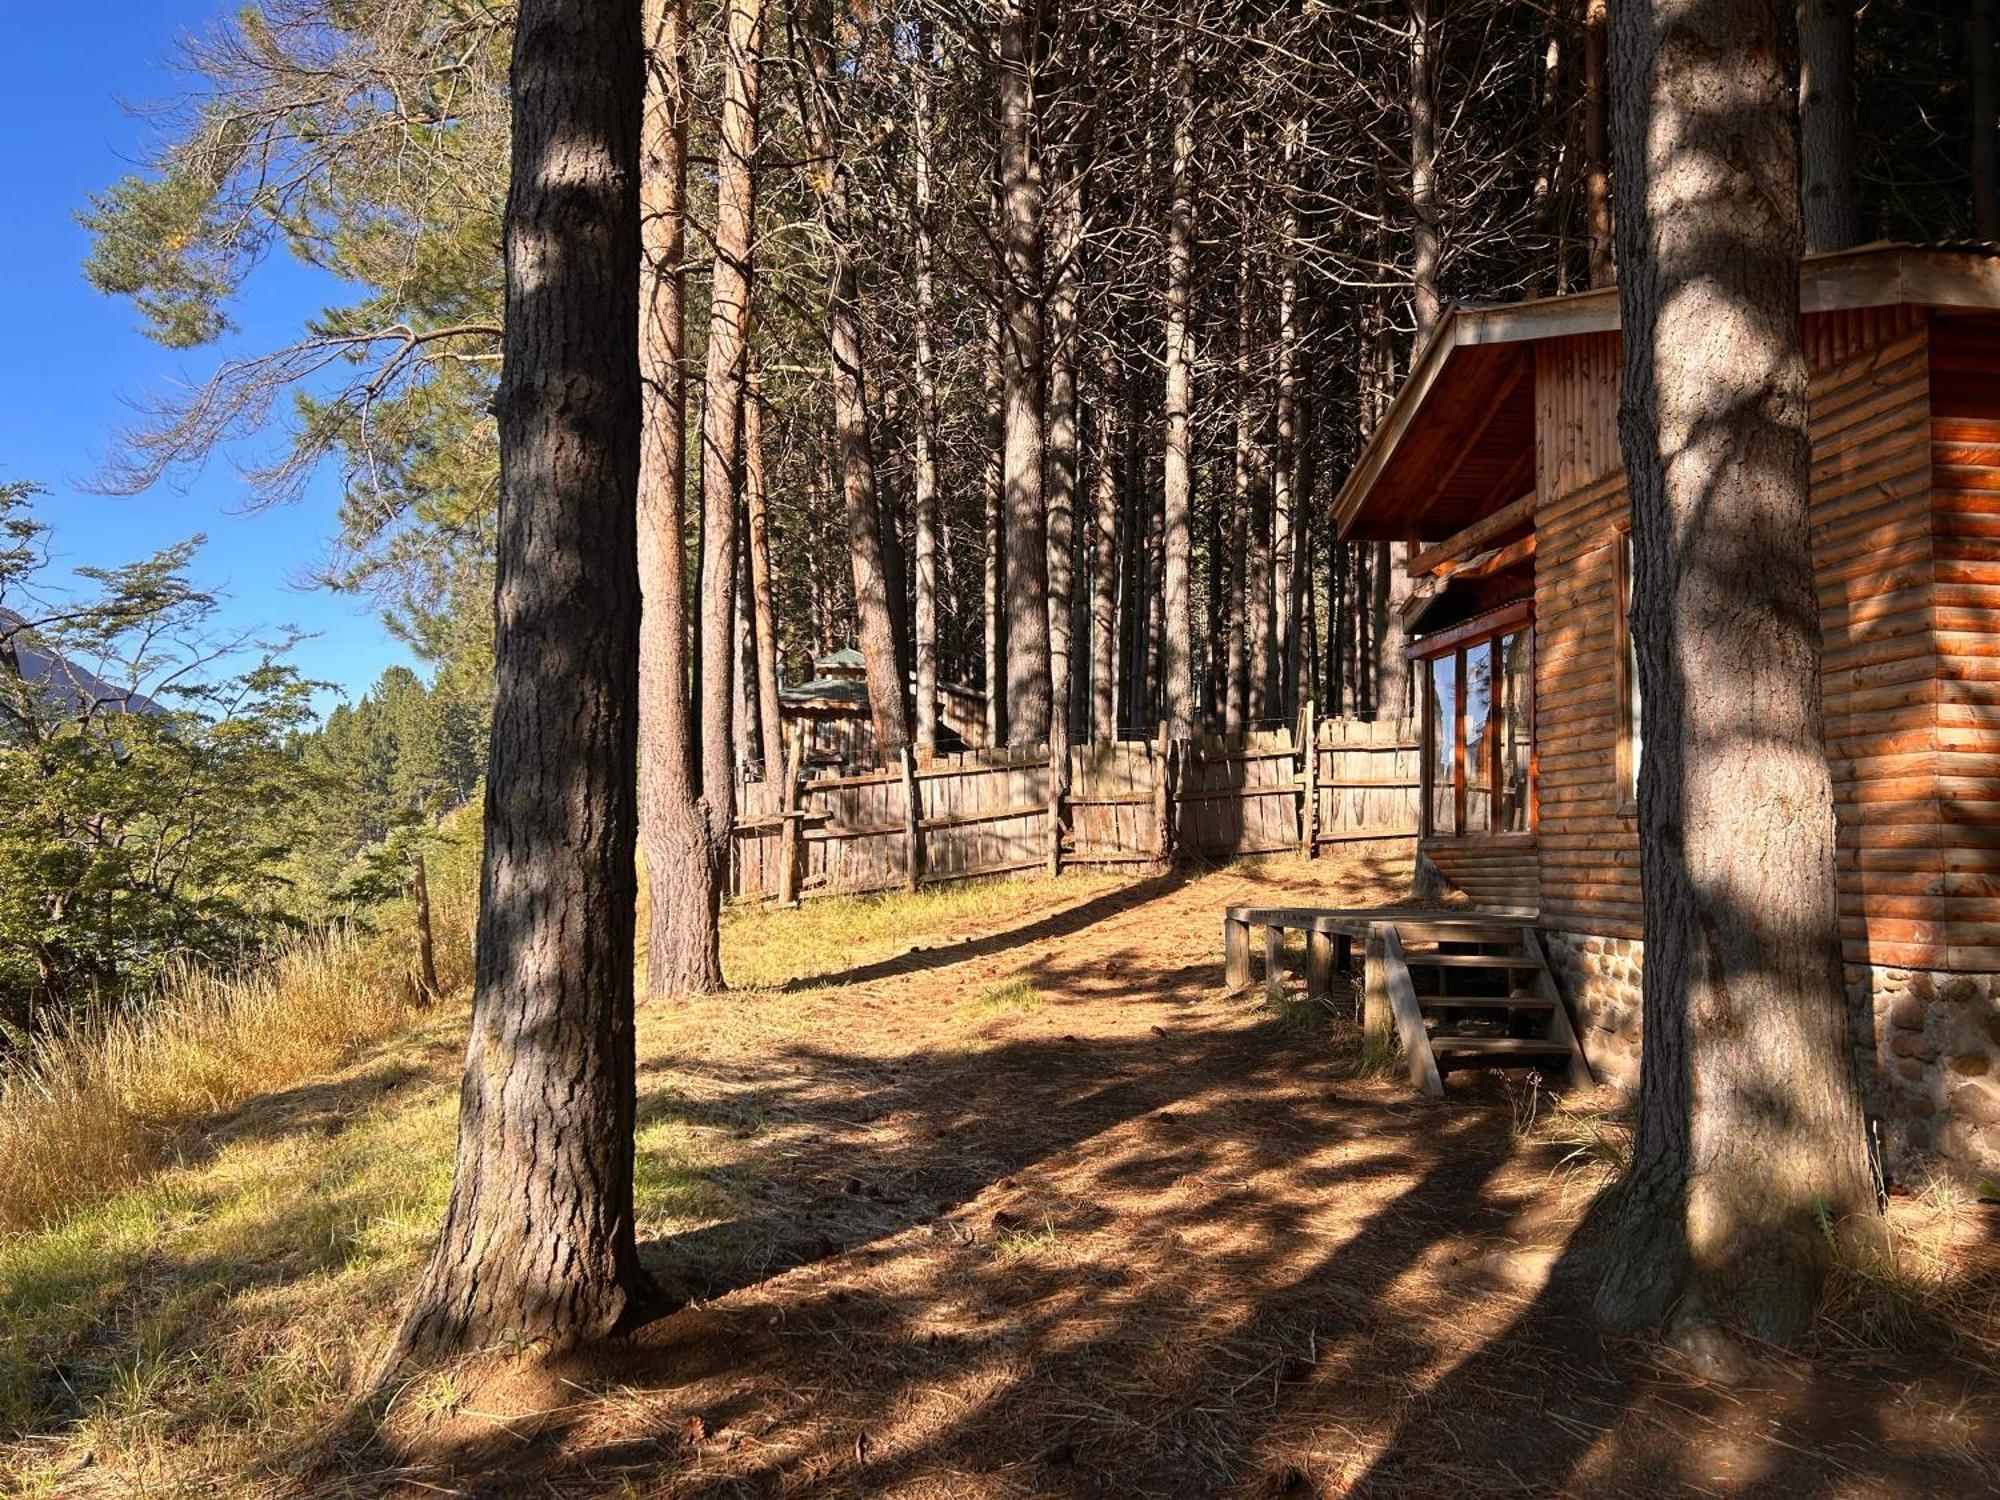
[47, 0, 1999, 1383]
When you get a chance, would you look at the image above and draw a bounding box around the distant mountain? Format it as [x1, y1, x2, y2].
[0, 606, 169, 727]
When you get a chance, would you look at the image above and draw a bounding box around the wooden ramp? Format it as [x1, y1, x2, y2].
[1372, 920, 1591, 1096]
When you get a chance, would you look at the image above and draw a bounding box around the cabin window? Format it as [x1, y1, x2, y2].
[1614, 529, 1642, 808]
[1427, 653, 1459, 836]
[1496, 629, 1531, 832]
[1416, 604, 1533, 839]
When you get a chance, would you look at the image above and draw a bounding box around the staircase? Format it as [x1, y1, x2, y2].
[1371, 919, 1592, 1096]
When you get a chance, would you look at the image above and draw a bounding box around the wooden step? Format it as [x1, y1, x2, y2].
[1400, 954, 1546, 971]
[1415, 994, 1553, 1012]
[1392, 921, 1535, 946]
[1430, 1036, 1575, 1071]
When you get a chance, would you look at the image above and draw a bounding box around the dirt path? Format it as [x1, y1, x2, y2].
[360, 853, 2000, 1499]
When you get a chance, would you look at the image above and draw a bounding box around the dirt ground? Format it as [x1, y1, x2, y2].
[348, 851, 2000, 1499]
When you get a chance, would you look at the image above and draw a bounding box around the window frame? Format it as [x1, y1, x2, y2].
[1411, 599, 1534, 841]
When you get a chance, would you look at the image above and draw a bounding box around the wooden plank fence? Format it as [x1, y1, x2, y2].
[729, 712, 1418, 904]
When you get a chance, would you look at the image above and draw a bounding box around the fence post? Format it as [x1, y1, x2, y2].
[1046, 744, 1065, 879]
[778, 721, 807, 905]
[1152, 719, 1175, 870]
[1298, 698, 1317, 860]
[899, 744, 923, 891]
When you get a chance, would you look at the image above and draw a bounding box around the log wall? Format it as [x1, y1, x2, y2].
[1520, 309, 1961, 969]
[1930, 316, 2000, 973]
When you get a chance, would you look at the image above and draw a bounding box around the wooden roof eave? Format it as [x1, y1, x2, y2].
[1330, 244, 2000, 544]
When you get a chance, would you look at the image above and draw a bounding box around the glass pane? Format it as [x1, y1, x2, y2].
[1465, 644, 1494, 833]
[1428, 653, 1458, 836]
[1626, 536, 1643, 795]
[1497, 630, 1532, 832]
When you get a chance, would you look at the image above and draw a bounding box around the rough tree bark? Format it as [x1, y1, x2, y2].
[637, 0, 722, 997]
[1584, 0, 1614, 286]
[1974, 3, 1998, 240]
[1797, 0, 1860, 252]
[999, 0, 1051, 747]
[911, 22, 942, 755]
[1091, 337, 1122, 743]
[801, 0, 909, 756]
[1046, 155, 1082, 776]
[392, 0, 650, 1362]
[1596, 0, 1879, 1345]
[1409, 0, 1442, 348]
[697, 0, 766, 864]
[1271, 120, 1303, 719]
[744, 364, 783, 772]
[1160, 22, 1196, 740]
[984, 301, 1007, 747]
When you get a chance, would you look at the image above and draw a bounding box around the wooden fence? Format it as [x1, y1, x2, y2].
[730, 712, 1418, 904]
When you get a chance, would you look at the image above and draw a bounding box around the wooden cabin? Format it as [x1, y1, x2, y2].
[1332, 244, 2000, 1179]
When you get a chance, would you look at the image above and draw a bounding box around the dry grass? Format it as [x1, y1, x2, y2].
[0, 821, 478, 1238]
[5, 845, 1998, 1500]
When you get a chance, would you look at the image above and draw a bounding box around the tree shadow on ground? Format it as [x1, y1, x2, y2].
[291, 851, 1999, 1499]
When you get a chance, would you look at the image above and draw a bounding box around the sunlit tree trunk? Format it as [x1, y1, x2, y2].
[1047, 157, 1081, 774]
[1596, 0, 1878, 1344]
[744, 365, 783, 772]
[1091, 337, 1122, 743]
[1409, 0, 1442, 348]
[637, 0, 721, 997]
[801, 0, 909, 757]
[698, 0, 766, 854]
[1584, 0, 1614, 286]
[999, 0, 1050, 747]
[1160, 21, 1196, 740]
[911, 23, 942, 755]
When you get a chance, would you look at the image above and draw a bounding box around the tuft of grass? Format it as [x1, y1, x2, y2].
[993, 1213, 1061, 1257]
[956, 975, 1043, 1022]
[1811, 1191, 1982, 1360]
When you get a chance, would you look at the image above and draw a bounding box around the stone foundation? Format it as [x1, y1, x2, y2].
[1539, 928, 2000, 1183]
[1540, 929, 1644, 1090]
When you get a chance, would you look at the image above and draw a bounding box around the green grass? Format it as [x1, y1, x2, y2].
[719, 871, 1119, 992]
[0, 865, 1126, 1492]
[956, 974, 1043, 1021]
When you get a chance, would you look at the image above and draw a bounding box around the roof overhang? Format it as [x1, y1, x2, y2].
[1332, 243, 2000, 542]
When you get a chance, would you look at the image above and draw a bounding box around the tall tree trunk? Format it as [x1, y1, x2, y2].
[1596, 0, 1878, 1344]
[1047, 158, 1081, 773]
[745, 365, 783, 773]
[1271, 127, 1303, 718]
[393, 0, 649, 1363]
[801, 1, 909, 757]
[1160, 25, 1197, 740]
[999, 0, 1050, 746]
[984, 301, 1007, 746]
[1226, 239, 1254, 735]
[1584, 0, 1614, 286]
[1091, 339, 1122, 743]
[638, 0, 721, 997]
[912, 23, 942, 755]
[1977, 2, 1999, 240]
[411, 847, 439, 1005]
[699, 0, 765, 847]
[1798, 0, 1860, 251]
[1409, 0, 1442, 349]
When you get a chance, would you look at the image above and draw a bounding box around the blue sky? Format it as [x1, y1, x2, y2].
[0, 3, 418, 712]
